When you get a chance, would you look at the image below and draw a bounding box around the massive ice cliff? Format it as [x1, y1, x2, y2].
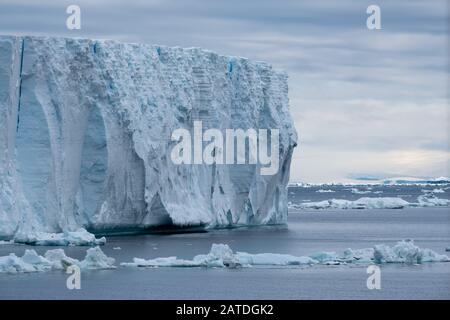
[0, 35, 297, 241]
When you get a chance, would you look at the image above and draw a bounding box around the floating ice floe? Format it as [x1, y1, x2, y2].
[13, 228, 106, 246]
[416, 194, 450, 207]
[79, 247, 116, 270]
[350, 188, 371, 194]
[121, 240, 450, 269]
[0, 246, 115, 273]
[289, 197, 410, 210]
[373, 241, 448, 264]
[289, 195, 450, 210]
[316, 189, 335, 193]
[422, 188, 445, 194]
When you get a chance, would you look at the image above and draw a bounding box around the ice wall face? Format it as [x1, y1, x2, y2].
[0, 35, 297, 238]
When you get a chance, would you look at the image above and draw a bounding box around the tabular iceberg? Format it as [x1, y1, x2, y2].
[0, 35, 297, 242]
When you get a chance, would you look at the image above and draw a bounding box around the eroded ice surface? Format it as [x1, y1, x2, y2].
[0, 36, 297, 243]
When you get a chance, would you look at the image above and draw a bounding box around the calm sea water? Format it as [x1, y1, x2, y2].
[0, 185, 449, 299]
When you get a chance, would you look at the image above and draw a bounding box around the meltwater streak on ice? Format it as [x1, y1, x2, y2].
[0, 35, 297, 244]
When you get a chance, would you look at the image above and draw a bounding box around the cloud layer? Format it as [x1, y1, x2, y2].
[1, 0, 448, 182]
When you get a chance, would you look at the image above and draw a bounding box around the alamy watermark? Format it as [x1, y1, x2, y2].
[170, 121, 280, 175]
[366, 265, 381, 290]
[366, 5, 381, 30]
[66, 5, 81, 30]
[66, 264, 81, 290]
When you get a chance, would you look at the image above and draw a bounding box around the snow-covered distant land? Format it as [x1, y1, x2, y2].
[289, 176, 450, 187]
[289, 196, 450, 210]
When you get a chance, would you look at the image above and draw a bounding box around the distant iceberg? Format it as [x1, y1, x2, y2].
[288, 195, 450, 210]
[316, 189, 335, 193]
[289, 197, 411, 210]
[416, 194, 450, 207]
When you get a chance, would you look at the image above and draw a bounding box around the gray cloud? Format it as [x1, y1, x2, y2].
[0, 0, 448, 182]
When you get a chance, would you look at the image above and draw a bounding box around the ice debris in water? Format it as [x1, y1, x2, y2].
[13, 228, 106, 246]
[121, 240, 450, 269]
[79, 247, 116, 270]
[0, 246, 114, 273]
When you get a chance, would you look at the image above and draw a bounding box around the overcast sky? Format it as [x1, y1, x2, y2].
[1, 0, 448, 182]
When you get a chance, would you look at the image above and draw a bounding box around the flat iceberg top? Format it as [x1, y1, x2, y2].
[0, 34, 284, 72]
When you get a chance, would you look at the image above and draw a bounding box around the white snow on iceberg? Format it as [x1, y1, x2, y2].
[0, 246, 115, 273]
[121, 240, 450, 269]
[0, 35, 297, 242]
